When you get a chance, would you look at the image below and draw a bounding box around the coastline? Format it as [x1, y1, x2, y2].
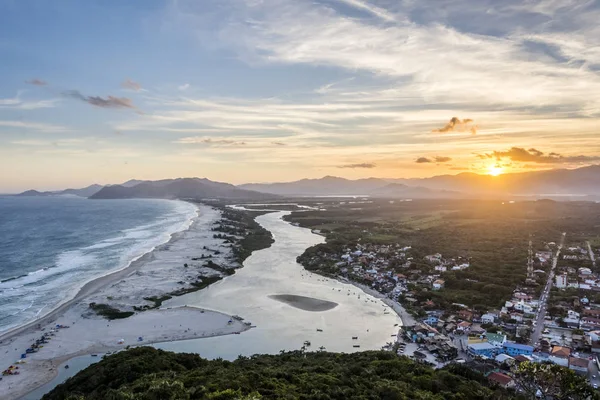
[0, 200, 199, 344]
[0, 201, 257, 400]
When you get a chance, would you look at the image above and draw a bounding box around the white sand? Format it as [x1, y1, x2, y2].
[0, 306, 249, 400]
[0, 203, 250, 400]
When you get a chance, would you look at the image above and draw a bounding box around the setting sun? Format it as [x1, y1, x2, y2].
[488, 164, 504, 176]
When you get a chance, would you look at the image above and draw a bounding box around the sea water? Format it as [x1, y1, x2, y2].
[0, 196, 197, 335]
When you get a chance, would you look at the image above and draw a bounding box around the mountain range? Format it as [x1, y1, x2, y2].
[15, 164, 600, 200]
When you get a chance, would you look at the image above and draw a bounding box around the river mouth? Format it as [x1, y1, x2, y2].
[268, 294, 338, 312]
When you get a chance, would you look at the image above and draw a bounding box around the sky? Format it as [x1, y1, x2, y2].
[1, 0, 600, 192]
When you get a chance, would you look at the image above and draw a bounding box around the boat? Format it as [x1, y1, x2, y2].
[319, 346, 326, 351]
[353, 345, 360, 348]
[91, 354, 98, 357]
[304, 341, 311, 346]
[352, 336, 358, 340]
[316, 328, 323, 332]
[64, 365, 69, 369]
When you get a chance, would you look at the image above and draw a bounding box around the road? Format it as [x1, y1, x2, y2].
[530, 233, 566, 346]
[588, 241, 596, 268]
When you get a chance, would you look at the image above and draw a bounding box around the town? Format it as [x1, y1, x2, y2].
[299, 231, 600, 391]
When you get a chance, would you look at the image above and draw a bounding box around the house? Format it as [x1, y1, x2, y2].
[581, 316, 600, 329]
[569, 357, 590, 375]
[423, 315, 439, 326]
[481, 313, 496, 324]
[495, 354, 514, 365]
[549, 346, 571, 367]
[488, 372, 515, 389]
[486, 333, 506, 346]
[425, 253, 443, 264]
[502, 342, 534, 357]
[579, 267, 592, 276]
[434, 265, 447, 272]
[432, 279, 445, 290]
[458, 309, 473, 321]
[468, 342, 498, 358]
[513, 355, 532, 364]
[457, 321, 472, 332]
[555, 274, 568, 288]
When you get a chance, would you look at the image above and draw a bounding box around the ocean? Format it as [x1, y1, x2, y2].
[0, 196, 197, 335]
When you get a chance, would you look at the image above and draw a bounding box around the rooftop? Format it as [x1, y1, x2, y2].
[551, 346, 571, 358]
[503, 342, 534, 351]
[488, 372, 513, 386]
[468, 342, 498, 351]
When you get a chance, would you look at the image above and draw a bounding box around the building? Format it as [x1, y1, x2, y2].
[481, 313, 496, 324]
[549, 346, 571, 367]
[434, 265, 447, 272]
[488, 372, 515, 389]
[467, 342, 498, 358]
[569, 357, 590, 375]
[432, 279, 445, 290]
[502, 342, 534, 357]
[486, 333, 506, 346]
[555, 274, 567, 288]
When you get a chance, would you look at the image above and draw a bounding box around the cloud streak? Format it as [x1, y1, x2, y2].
[337, 162, 377, 169]
[121, 79, 142, 91]
[416, 156, 452, 163]
[25, 78, 47, 86]
[63, 90, 135, 109]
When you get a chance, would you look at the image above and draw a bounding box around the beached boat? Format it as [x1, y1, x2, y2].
[316, 328, 323, 332]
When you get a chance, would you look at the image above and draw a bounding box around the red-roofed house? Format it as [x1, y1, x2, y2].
[488, 372, 515, 388]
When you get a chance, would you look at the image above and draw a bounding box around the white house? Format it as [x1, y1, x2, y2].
[481, 313, 496, 324]
[434, 265, 447, 272]
[555, 274, 567, 288]
[432, 279, 445, 290]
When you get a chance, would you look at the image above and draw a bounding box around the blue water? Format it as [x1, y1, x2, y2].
[0, 196, 197, 334]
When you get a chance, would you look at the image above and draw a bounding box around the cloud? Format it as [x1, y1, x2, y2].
[416, 156, 452, 163]
[0, 93, 60, 110]
[432, 117, 477, 134]
[174, 136, 247, 146]
[333, 0, 395, 22]
[0, 120, 67, 132]
[434, 156, 452, 163]
[63, 90, 135, 109]
[121, 79, 142, 91]
[337, 162, 376, 169]
[487, 147, 600, 164]
[272, 141, 286, 146]
[178, 83, 190, 91]
[415, 157, 432, 163]
[25, 78, 47, 86]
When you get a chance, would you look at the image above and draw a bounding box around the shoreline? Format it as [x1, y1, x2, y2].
[336, 277, 417, 326]
[0, 200, 199, 344]
[0, 202, 254, 399]
[5, 306, 251, 400]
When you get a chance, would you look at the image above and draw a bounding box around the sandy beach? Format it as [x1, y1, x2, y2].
[0, 203, 247, 400]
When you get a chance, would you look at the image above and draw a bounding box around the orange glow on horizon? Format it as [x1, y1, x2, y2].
[487, 164, 504, 176]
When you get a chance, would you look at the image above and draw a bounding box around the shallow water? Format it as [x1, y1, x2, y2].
[161, 211, 402, 356]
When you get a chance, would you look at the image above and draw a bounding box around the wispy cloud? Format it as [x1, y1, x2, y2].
[121, 79, 142, 91]
[0, 93, 60, 110]
[63, 90, 135, 109]
[25, 78, 47, 86]
[333, 0, 395, 22]
[174, 136, 247, 146]
[178, 83, 190, 91]
[0, 120, 67, 132]
[337, 162, 376, 169]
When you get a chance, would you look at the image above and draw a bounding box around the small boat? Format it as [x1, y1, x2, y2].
[319, 346, 326, 351]
[91, 354, 98, 357]
[64, 365, 69, 369]
[353, 345, 360, 348]
[316, 328, 323, 332]
[352, 336, 358, 340]
[304, 341, 311, 346]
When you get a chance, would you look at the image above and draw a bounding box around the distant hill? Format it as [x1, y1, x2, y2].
[16, 184, 103, 198]
[240, 176, 404, 196]
[240, 165, 600, 198]
[90, 178, 276, 200]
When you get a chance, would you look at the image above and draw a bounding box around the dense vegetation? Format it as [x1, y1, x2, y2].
[288, 199, 600, 312]
[44, 347, 519, 400]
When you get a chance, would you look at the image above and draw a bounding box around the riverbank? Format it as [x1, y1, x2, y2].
[336, 277, 417, 326]
[1, 306, 250, 400]
[0, 203, 262, 399]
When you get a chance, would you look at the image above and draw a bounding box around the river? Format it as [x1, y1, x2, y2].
[23, 210, 402, 399]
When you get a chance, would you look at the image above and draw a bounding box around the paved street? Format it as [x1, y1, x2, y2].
[530, 233, 566, 346]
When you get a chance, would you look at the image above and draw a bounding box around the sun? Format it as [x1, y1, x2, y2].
[488, 164, 504, 176]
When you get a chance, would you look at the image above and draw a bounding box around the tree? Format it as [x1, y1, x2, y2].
[513, 361, 599, 400]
